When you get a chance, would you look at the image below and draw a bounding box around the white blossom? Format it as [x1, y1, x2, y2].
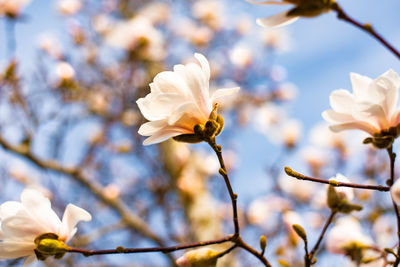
[322, 70, 400, 136]
[0, 188, 91, 265]
[328, 173, 354, 201]
[326, 217, 373, 255]
[137, 53, 239, 145]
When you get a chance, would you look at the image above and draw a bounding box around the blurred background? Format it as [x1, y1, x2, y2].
[0, 0, 400, 266]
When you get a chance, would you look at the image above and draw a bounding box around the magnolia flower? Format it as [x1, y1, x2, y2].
[246, 0, 332, 28]
[322, 70, 400, 136]
[326, 217, 373, 255]
[0, 188, 91, 265]
[56, 61, 75, 81]
[137, 53, 239, 145]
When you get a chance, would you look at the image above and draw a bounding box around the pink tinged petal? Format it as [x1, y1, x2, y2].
[211, 87, 240, 103]
[373, 69, 400, 118]
[322, 110, 355, 123]
[1, 212, 46, 240]
[138, 120, 168, 136]
[137, 94, 164, 121]
[168, 102, 206, 126]
[329, 122, 377, 136]
[153, 71, 191, 96]
[194, 53, 210, 82]
[352, 102, 388, 130]
[173, 62, 212, 116]
[256, 11, 299, 28]
[142, 127, 190, 146]
[0, 241, 35, 259]
[23, 255, 37, 266]
[20, 189, 61, 234]
[329, 89, 355, 114]
[0, 201, 23, 219]
[59, 204, 91, 242]
[350, 72, 372, 100]
[322, 110, 377, 135]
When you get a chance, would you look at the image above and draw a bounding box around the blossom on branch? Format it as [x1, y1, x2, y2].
[322, 70, 400, 147]
[0, 188, 91, 265]
[0, 0, 31, 17]
[137, 53, 239, 145]
[246, 0, 333, 28]
[326, 217, 373, 257]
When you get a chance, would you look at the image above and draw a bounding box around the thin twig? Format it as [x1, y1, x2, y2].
[67, 235, 234, 256]
[387, 147, 400, 267]
[307, 211, 337, 266]
[331, 3, 400, 60]
[285, 167, 389, 192]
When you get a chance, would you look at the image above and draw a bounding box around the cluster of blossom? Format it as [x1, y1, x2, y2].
[1, 0, 400, 266]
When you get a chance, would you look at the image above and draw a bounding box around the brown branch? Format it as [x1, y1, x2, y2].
[285, 167, 389, 192]
[331, 3, 400, 60]
[0, 135, 166, 247]
[67, 235, 234, 256]
[307, 211, 337, 266]
[387, 147, 400, 267]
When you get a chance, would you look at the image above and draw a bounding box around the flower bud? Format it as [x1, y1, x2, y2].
[176, 248, 219, 267]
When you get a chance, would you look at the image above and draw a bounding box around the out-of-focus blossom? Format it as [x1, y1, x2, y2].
[0, 188, 91, 265]
[92, 14, 112, 35]
[391, 178, 400, 205]
[56, 61, 75, 81]
[310, 122, 346, 149]
[121, 109, 140, 127]
[273, 82, 298, 101]
[235, 15, 253, 35]
[0, 0, 31, 17]
[57, 0, 82, 15]
[37, 34, 63, 60]
[328, 173, 354, 201]
[283, 210, 303, 245]
[176, 248, 219, 267]
[253, 103, 282, 133]
[137, 53, 239, 145]
[105, 16, 165, 61]
[247, 0, 332, 28]
[259, 28, 291, 51]
[372, 215, 395, 248]
[173, 18, 214, 47]
[139, 2, 170, 25]
[322, 70, 400, 136]
[248, 195, 291, 226]
[326, 217, 373, 255]
[279, 119, 302, 148]
[229, 45, 253, 68]
[278, 170, 314, 201]
[192, 0, 224, 30]
[301, 146, 329, 171]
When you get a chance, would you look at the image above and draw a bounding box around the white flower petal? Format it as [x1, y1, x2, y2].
[138, 120, 168, 136]
[350, 72, 372, 100]
[194, 53, 210, 82]
[0, 241, 35, 259]
[256, 12, 298, 28]
[143, 128, 188, 146]
[21, 189, 61, 234]
[60, 204, 91, 242]
[329, 89, 355, 114]
[1, 212, 46, 240]
[0, 201, 23, 220]
[212, 87, 240, 103]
